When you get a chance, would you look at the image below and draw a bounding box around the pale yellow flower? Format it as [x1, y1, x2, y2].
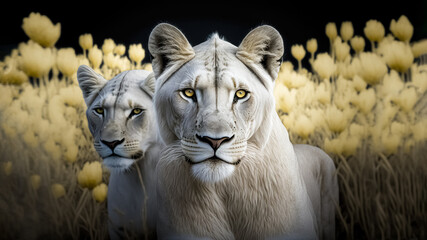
[114, 44, 126, 56]
[325, 22, 337, 41]
[293, 114, 315, 139]
[411, 39, 427, 58]
[390, 15, 413, 43]
[377, 70, 404, 98]
[23, 130, 38, 148]
[22, 12, 61, 47]
[273, 83, 296, 113]
[390, 121, 410, 138]
[18, 40, 54, 78]
[278, 67, 307, 89]
[364, 19, 385, 42]
[102, 39, 116, 54]
[79, 33, 93, 51]
[291, 44, 305, 71]
[352, 75, 367, 92]
[0, 66, 28, 85]
[280, 112, 295, 130]
[315, 82, 331, 105]
[392, 87, 418, 113]
[306, 38, 318, 55]
[375, 100, 399, 129]
[357, 52, 387, 85]
[92, 183, 108, 203]
[88, 45, 103, 69]
[291, 44, 306, 61]
[411, 66, 427, 94]
[333, 89, 355, 110]
[342, 134, 360, 157]
[378, 40, 414, 73]
[340, 21, 354, 42]
[103, 52, 116, 69]
[350, 36, 365, 54]
[324, 137, 343, 155]
[351, 88, 376, 114]
[129, 44, 145, 66]
[381, 133, 400, 156]
[58, 85, 85, 107]
[312, 53, 336, 80]
[349, 123, 368, 139]
[56, 48, 79, 77]
[364, 20, 385, 49]
[43, 138, 62, 160]
[30, 174, 41, 190]
[51, 183, 66, 199]
[325, 105, 349, 133]
[334, 38, 350, 62]
[64, 145, 78, 163]
[77, 161, 103, 189]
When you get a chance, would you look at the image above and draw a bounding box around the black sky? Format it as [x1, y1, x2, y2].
[1, 1, 426, 67]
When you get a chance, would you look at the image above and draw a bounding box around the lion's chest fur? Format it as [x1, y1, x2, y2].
[218, 148, 300, 238]
[157, 129, 312, 239]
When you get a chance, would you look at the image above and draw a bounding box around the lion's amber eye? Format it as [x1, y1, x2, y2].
[132, 108, 143, 115]
[235, 89, 247, 99]
[183, 88, 195, 98]
[94, 108, 104, 115]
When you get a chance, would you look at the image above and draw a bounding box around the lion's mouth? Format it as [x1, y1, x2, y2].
[185, 156, 241, 166]
[105, 150, 143, 160]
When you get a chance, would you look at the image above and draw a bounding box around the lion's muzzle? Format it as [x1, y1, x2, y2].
[196, 134, 234, 151]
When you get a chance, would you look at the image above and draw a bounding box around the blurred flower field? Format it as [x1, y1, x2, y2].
[0, 12, 426, 239]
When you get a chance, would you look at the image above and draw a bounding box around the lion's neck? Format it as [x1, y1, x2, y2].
[218, 114, 312, 238]
[157, 115, 315, 238]
[107, 139, 164, 238]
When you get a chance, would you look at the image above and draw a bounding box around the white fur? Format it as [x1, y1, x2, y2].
[149, 23, 338, 239]
[77, 66, 162, 239]
[190, 161, 236, 183]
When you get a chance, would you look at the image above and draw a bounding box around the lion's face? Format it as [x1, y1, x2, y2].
[149, 24, 283, 182]
[78, 66, 156, 171]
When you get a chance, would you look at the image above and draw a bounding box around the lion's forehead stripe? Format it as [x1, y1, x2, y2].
[106, 71, 138, 107]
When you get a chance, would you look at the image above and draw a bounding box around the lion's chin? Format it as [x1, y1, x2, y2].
[190, 160, 236, 183]
[102, 156, 135, 172]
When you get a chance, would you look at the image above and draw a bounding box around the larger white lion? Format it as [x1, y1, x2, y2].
[149, 23, 338, 239]
[77, 65, 162, 239]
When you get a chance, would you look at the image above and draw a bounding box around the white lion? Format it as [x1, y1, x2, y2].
[149, 23, 338, 239]
[77, 65, 162, 239]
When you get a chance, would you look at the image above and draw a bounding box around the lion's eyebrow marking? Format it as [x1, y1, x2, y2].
[101, 97, 106, 107]
[128, 99, 133, 108]
[194, 75, 200, 89]
[232, 77, 237, 89]
[114, 71, 130, 111]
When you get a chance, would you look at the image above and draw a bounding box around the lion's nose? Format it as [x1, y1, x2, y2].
[196, 135, 234, 151]
[101, 138, 125, 150]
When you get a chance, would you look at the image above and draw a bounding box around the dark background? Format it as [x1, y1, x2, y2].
[1, 1, 426, 68]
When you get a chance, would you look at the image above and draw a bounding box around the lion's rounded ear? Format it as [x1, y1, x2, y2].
[77, 65, 107, 106]
[139, 72, 156, 98]
[148, 23, 195, 83]
[236, 25, 284, 85]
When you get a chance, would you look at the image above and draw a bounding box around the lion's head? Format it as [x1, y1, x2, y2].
[77, 65, 156, 171]
[149, 24, 283, 183]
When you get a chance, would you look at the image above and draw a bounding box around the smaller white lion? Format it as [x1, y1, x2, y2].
[77, 65, 162, 239]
